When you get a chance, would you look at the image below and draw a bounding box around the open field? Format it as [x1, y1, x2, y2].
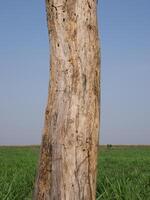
[0, 146, 150, 199]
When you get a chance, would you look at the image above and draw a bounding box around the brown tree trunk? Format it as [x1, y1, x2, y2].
[34, 0, 100, 199]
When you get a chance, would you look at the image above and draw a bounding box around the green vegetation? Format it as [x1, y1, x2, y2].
[0, 146, 150, 199]
[97, 146, 150, 199]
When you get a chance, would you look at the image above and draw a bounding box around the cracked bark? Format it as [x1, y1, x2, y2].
[34, 0, 100, 199]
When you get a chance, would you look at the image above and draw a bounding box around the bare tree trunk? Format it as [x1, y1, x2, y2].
[34, 0, 100, 199]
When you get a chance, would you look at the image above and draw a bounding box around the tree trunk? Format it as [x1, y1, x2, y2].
[34, 0, 100, 199]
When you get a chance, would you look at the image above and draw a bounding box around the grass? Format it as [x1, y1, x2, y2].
[96, 146, 150, 199]
[0, 146, 150, 199]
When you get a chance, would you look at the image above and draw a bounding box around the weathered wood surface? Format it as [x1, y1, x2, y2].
[34, 0, 100, 199]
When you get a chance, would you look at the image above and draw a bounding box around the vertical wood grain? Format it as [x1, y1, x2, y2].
[34, 0, 100, 199]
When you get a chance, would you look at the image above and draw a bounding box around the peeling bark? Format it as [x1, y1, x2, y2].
[34, 0, 100, 199]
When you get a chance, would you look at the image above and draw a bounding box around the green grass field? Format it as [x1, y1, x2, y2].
[0, 146, 150, 200]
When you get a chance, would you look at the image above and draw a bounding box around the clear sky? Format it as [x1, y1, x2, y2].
[0, 1, 150, 145]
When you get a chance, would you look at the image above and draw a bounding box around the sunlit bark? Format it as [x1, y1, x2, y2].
[34, 0, 100, 199]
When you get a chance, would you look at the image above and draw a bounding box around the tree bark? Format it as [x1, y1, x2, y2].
[34, 0, 100, 199]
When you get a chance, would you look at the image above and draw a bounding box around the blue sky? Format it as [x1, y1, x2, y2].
[0, 1, 150, 145]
